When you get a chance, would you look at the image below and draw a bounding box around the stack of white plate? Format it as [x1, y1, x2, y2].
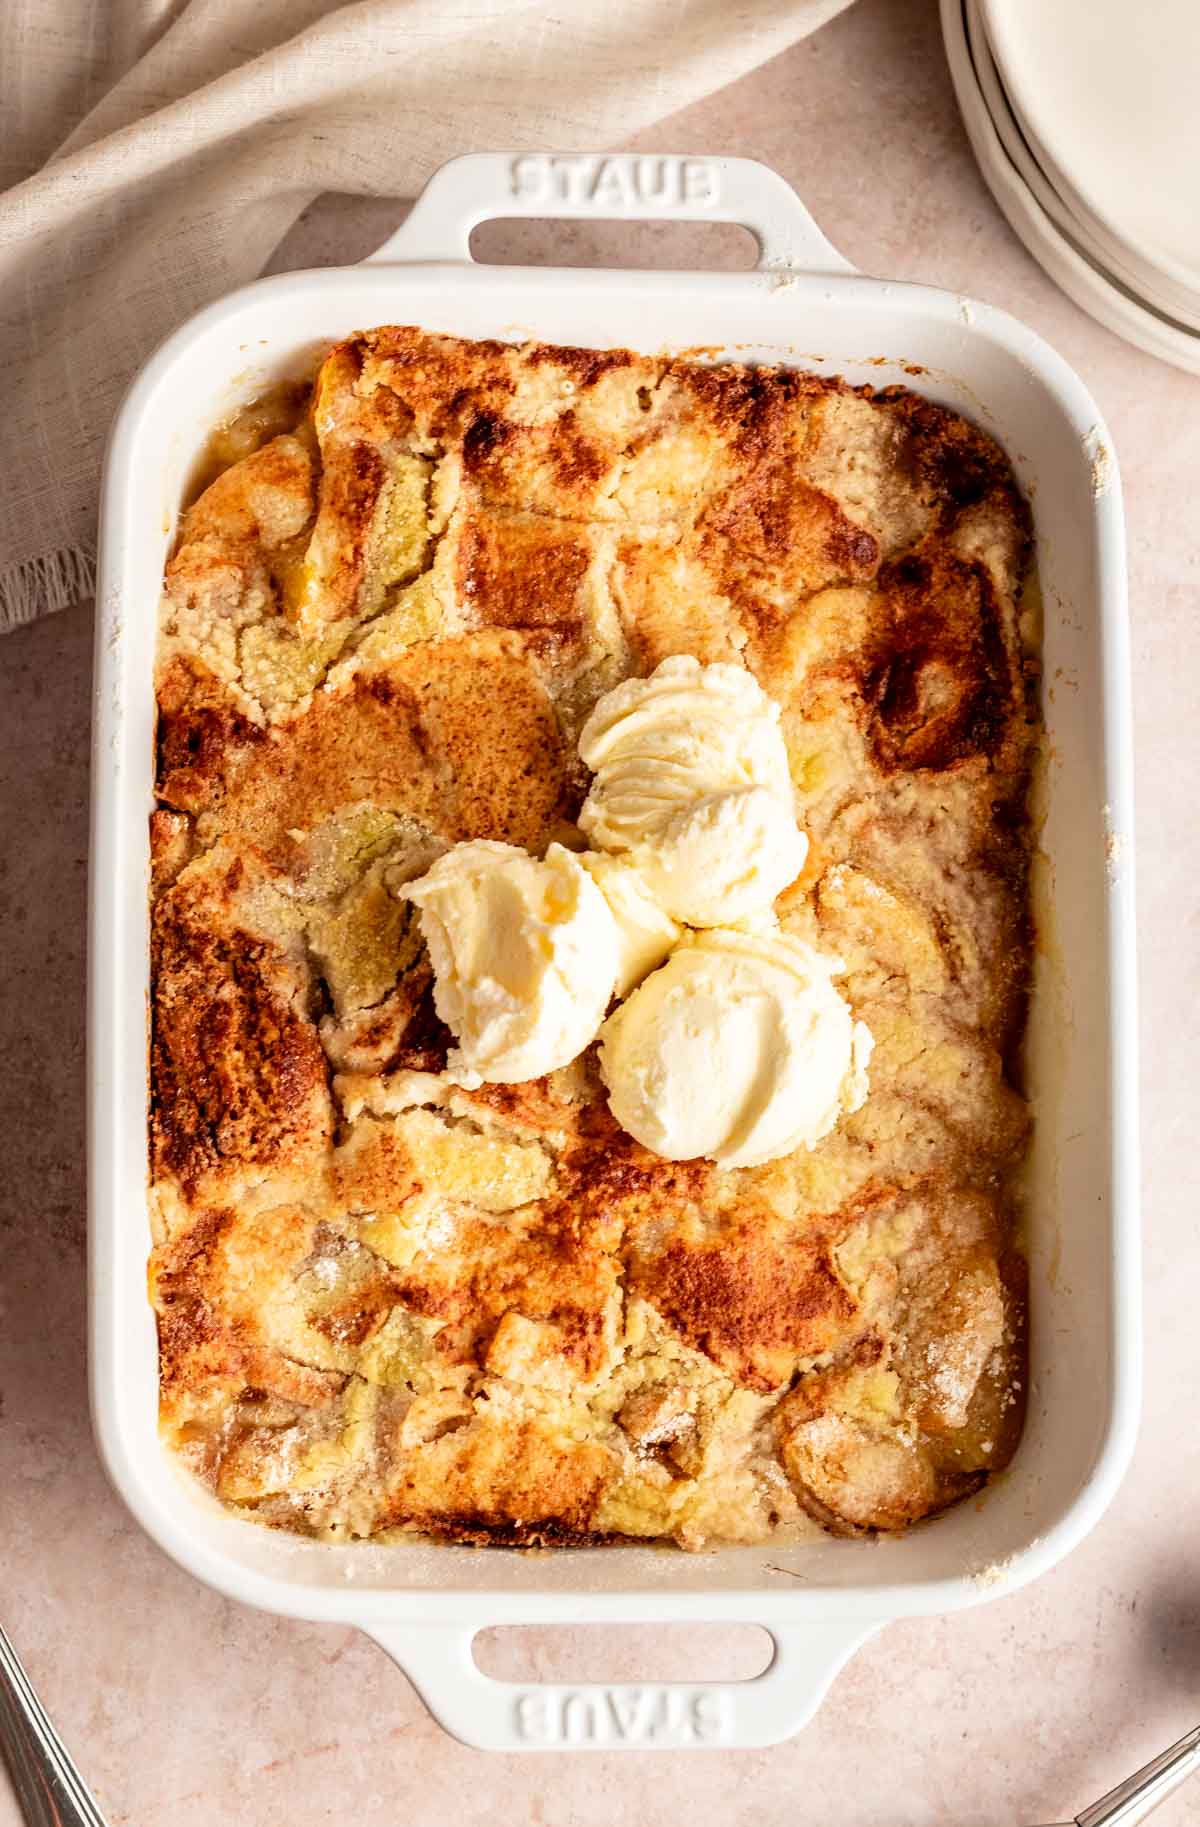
[941, 0, 1200, 374]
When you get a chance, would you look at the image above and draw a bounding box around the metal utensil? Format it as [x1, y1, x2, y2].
[1037, 1725, 1200, 1827]
[0, 1626, 109, 1827]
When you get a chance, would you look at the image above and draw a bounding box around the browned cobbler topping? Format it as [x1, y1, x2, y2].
[148, 328, 1036, 1548]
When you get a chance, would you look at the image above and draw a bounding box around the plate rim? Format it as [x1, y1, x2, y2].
[980, 0, 1200, 299]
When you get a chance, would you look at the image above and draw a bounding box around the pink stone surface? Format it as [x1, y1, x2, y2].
[2, 1, 1198, 1821]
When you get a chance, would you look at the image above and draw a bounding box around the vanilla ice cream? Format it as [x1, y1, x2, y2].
[401, 840, 620, 1085]
[633, 786, 807, 926]
[598, 926, 873, 1168]
[579, 853, 681, 996]
[577, 655, 805, 925]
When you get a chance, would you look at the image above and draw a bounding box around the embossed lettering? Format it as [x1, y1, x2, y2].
[510, 155, 552, 203]
[667, 1693, 689, 1738]
[590, 157, 634, 209]
[607, 1688, 656, 1739]
[634, 156, 672, 206]
[560, 158, 591, 205]
[561, 1693, 603, 1743]
[507, 153, 720, 216]
[514, 1691, 551, 1741]
[691, 1690, 732, 1742]
[514, 1685, 734, 1746]
[681, 158, 719, 206]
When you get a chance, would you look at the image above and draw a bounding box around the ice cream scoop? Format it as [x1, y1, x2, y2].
[401, 839, 619, 1085]
[598, 925, 872, 1168]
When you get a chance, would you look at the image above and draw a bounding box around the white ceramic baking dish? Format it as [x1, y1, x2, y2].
[89, 152, 1140, 1752]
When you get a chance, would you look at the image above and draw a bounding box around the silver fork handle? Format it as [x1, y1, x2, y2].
[1077, 1724, 1200, 1827]
[0, 1628, 109, 1827]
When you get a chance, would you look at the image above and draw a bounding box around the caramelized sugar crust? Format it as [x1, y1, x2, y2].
[149, 328, 1036, 1547]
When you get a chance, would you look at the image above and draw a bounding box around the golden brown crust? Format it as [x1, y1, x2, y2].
[149, 327, 1037, 1550]
[150, 855, 332, 1207]
[628, 1224, 859, 1394]
[385, 1419, 618, 1545]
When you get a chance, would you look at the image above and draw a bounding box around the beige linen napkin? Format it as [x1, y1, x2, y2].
[0, 0, 851, 632]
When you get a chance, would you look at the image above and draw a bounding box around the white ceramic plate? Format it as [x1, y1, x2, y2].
[975, 1, 1200, 331]
[999, 95, 1200, 334]
[981, 0, 1200, 307]
[944, 0, 1200, 375]
[965, 0, 1200, 335]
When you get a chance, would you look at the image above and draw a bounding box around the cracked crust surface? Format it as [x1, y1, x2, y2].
[149, 328, 1036, 1548]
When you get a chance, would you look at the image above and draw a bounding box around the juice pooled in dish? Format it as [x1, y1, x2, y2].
[147, 328, 1035, 1548]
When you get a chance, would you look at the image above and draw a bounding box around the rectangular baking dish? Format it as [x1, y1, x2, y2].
[89, 152, 1140, 1752]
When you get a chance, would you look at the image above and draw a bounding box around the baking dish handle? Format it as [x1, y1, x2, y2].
[364, 1617, 882, 1751]
[362, 152, 855, 275]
